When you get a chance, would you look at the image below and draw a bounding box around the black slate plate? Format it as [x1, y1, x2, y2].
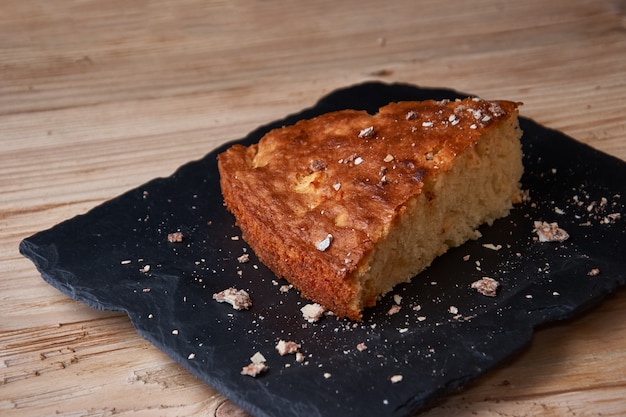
[20, 82, 626, 417]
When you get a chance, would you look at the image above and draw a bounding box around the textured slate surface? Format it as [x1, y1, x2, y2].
[20, 82, 626, 417]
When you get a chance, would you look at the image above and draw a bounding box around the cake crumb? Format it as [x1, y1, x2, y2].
[387, 305, 401, 315]
[517, 189, 531, 204]
[279, 284, 293, 293]
[482, 243, 502, 251]
[275, 340, 301, 356]
[390, 374, 403, 384]
[167, 232, 183, 243]
[533, 221, 570, 242]
[356, 342, 368, 352]
[237, 253, 250, 263]
[250, 352, 266, 364]
[471, 277, 500, 297]
[448, 306, 459, 315]
[241, 362, 267, 377]
[301, 303, 326, 323]
[587, 268, 600, 276]
[212, 288, 252, 310]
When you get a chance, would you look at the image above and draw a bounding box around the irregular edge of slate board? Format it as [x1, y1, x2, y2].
[19, 81, 626, 417]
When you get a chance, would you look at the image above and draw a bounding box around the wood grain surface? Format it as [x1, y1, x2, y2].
[1, 1, 625, 416]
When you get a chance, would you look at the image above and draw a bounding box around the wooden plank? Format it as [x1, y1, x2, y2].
[1, 0, 624, 416]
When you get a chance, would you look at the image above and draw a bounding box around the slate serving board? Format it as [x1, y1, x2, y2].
[20, 82, 626, 417]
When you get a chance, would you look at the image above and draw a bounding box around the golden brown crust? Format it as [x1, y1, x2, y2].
[218, 98, 521, 320]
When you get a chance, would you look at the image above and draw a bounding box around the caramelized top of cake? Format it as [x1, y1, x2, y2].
[217, 98, 520, 282]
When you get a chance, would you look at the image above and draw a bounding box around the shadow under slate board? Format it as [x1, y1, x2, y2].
[20, 82, 626, 417]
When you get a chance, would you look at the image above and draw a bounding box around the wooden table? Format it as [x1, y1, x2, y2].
[2, 1, 625, 415]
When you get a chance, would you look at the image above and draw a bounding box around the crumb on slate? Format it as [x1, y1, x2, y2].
[167, 232, 183, 243]
[301, 303, 326, 323]
[275, 339, 301, 356]
[533, 221, 570, 242]
[588, 268, 601, 276]
[241, 362, 267, 377]
[213, 287, 252, 310]
[471, 277, 500, 297]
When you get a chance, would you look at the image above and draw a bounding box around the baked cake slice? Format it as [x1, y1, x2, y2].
[217, 98, 523, 320]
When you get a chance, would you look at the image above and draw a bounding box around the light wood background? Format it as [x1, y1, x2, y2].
[2, 1, 625, 416]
